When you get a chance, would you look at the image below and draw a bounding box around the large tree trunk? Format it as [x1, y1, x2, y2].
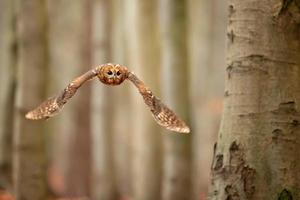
[90, 0, 118, 199]
[13, 0, 48, 199]
[47, 0, 91, 196]
[210, 0, 300, 199]
[159, 0, 191, 200]
[125, 0, 162, 200]
[188, 0, 226, 199]
[0, 0, 16, 190]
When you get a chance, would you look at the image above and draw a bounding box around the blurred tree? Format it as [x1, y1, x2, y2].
[159, 0, 191, 200]
[111, 0, 133, 198]
[188, 0, 226, 199]
[125, 0, 162, 200]
[210, 0, 300, 199]
[90, 0, 118, 199]
[13, 0, 48, 199]
[47, 0, 91, 196]
[0, 0, 16, 190]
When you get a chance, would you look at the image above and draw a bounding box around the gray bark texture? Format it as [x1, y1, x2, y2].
[160, 0, 191, 200]
[13, 0, 48, 199]
[90, 0, 118, 199]
[0, 0, 16, 190]
[210, 0, 300, 199]
[126, 0, 162, 200]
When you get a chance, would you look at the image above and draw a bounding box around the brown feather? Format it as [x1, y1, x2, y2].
[25, 63, 190, 133]
[127, 72, 190, 133]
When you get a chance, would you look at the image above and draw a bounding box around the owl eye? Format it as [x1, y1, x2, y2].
[116, 71, 121, 76]
[107, 71, 113, 75]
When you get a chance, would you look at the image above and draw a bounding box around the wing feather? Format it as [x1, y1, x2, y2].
[25, 69, 97, 120]
[127, 72, 190, 133]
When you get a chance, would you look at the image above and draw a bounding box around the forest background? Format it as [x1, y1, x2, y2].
[2, 0, 298, 199]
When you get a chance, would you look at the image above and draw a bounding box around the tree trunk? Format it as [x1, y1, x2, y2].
[0, 0, 16, 190]
[13, 0, 48, 199]
[90, 0, 118, 199]
[125, 0, 162, 200]
[210, 0, 300, 199]
[111, 0, 133, 198]
[188, 0, 226, 199]
[159, 0, 191, 200]
[47, 0, 91, 195]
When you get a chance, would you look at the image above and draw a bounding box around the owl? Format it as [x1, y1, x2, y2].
[25, 63, 190, 133]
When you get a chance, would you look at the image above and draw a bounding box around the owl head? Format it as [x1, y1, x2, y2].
[98, 63, 129, 85]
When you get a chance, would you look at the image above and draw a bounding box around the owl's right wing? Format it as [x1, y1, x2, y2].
[25, 69, 98, 120]
[127, 72, 190, 133]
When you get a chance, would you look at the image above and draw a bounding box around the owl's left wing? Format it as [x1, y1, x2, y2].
[25, 69, 98, 120]
[127, 72, 190, 133]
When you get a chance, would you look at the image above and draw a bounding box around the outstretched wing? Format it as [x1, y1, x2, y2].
[127, 72, 190, 133]
[25, 69, 98, 120]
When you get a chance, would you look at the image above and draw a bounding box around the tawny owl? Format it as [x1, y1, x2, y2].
[25, 63, 190, 133]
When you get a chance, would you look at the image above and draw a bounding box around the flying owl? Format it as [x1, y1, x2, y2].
[25, 63, 190, 133]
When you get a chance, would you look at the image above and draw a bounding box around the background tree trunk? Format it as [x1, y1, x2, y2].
[188, 0, 226, 199]
[47, 0, 91, 196]
[90, 0, 118, 199]
[210, 0, 300, 199]
[159, 0, 191, 200]
[0, 0, 16, 190]
[111, 0, 133, 198]
[126, 0, 162, 200]
[13, 0, 48, 199]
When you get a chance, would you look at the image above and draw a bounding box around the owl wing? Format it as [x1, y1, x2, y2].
[25, 69, 98, 120]
[127, 72, 190, 133]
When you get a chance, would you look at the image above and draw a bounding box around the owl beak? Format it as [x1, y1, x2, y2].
[113, 72, 120, 79]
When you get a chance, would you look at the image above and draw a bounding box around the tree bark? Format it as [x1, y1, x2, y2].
[210, 0, 300, 199]
[47, 0, 91, 195]
[13, 0, 48, 199]
[188, 0, 226, 199]
[159, 0, 191, 200]
[90, 0, 118, 199]
[125, 0, 162, 200]
[0, 0, 16, 190]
